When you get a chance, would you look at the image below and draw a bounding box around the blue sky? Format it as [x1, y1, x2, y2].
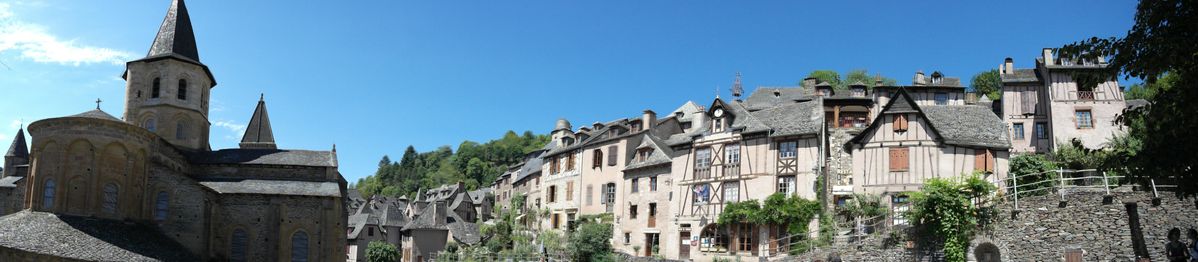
[0, 1, 1137, 182]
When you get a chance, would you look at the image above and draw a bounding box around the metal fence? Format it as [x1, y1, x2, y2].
[1002, 168, 1178, 210]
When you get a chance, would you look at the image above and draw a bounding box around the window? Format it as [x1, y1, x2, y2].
[777, 176, 796, 196]
[778, 141, 797, 159]
[630, 205, 638, 219]
[648, 203, 657, 218]
[291, 231, 309, 262]
[566, 153, 576, 171]
[712, 117, 724, 132]
[553, 214, 560, 229]
[155, 191, 169, 222]
[1012, 123, 1025, 140]
[1075, 110, 1094, 129]
[102, 183, 118, 215]
[637, 148, 653, 162]
[1035, 122, 1047, 139]
[649, 176, 658, 191]
[548, 186, 557, 203]
[700, 224, 730, 253]
[892, 195, 910, 226]
[738, 224, 754, 253]
[892, 114, 909, 132]
[368, 226, 375, 236]
[42, 179, 55, 209]
[592, 149, 603, 168]
[725, 144, 741, 164]
[566, 182, 574, 201]
[549, 157, 559, 174]
[607, 145, 618, 166]
[889, 147, 909, 172]
[175, 120, 187, 140]
[177, 79, 188, 100]
[696, 148, 713, 179]
[722, 182, 739, 202]
[934, 92, 948, 105]
[631, 178, 639, 193]
[144, 118, 157, 132]
[974, 149, 996, 173]
[624, 232, 631, 244]
[680, 122, 692, 130]
[231, 229, 249, 262]
[151, 78, 161, 98]
[586, 185, 593, 206]
[603, 183, 616, 213]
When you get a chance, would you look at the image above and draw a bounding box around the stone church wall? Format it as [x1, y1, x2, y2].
[147, 163, 212, 257]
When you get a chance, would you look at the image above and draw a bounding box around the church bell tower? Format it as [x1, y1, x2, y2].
[122, 0, 215, 151]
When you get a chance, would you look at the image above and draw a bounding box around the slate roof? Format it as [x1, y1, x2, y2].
[0, 211, 197, 261]
[750, 100, 824, 137]
[664, 123, 708, 146]
[448, 222, 482, 245]
[6, 127, 27, 158]
[70, 109, 122, 121]
[0, 176, 23, 188]
[402, 203, 449, 231]
[743, 86, 811, 111]
[190, 149, 337, 167]
[1126, 99, 1149, 110]
[671, 101, 705, 122]
[467, 188, 492, 204]
[922, 105, 1012, 148]
[145, 0, 200, 62]
[1001, 69, 1040, 83]
[623, 133, 675, 171]
[198, 179, 341, 197]
[240, 96, 276, 149]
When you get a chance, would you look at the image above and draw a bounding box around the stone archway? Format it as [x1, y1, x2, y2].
[974, 242, 1001, 262]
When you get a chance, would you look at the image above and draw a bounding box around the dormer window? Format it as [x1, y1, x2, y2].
[712, 108, 726, 132]
[773, 91, 781, 98]
[852, 87, 866, 97]
[637, 148, 653, 162]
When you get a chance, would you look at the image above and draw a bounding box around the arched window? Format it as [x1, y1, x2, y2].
[700, 224, 730, 253]
[592, 149, 603, 168]
[151, 78, 161, 98]
[177, 79, 187, 100]
[42, 179, 56, 209]
[154, 191, 169, 222]
[290, 231, 309, 262]
[102, 183, 118, 214]
[175, 120, 187, 140]
[230, 228, 249, 262]
[144, 118, 157, 132]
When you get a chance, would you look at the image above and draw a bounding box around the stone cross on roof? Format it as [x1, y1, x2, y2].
[95, 98, 102, 109]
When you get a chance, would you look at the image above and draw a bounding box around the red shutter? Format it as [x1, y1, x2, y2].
[889, 148, 909, 171]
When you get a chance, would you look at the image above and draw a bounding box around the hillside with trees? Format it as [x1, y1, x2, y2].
[354, 130, 550, 199]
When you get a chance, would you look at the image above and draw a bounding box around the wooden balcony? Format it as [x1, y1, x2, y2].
[1077, 91, 1095, 100]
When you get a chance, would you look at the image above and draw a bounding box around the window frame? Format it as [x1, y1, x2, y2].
[102, 183, 119, 215]
[1012, 123, 1025, 140]
[1035, 122, 1047, 139]
[290, 230, 309, 262]
[631, 178, 639, 193]
[177, 79, 188, 100]
[778, 141, 797, 159]
[722, 182, 739, 203]
[777, 176, 796, 196]
[725, 143, 741, 164]
[934, 92, 948, 105]
[1075, 110, 1094, 129]
[42, 179, 56, 210]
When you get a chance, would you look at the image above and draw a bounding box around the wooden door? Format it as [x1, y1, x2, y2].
[1064, 250, 1082, 262]
[679, 232, 690, 260]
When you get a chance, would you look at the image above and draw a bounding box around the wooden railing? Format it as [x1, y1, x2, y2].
[1077, 91, 1095, 100]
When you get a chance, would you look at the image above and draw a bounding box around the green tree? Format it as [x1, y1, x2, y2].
[569, 214, 615, 262]
[366, 241, 400, 262]
[908, 173, 997, 262]
[1052, 138, 1109, 170]
[807, 70, 897, 90]
[807, 70, 842, 89]
[969, 69, 1002, 100]
[1007, 154, 1059, 197]
[1059, 0, 1198, 197]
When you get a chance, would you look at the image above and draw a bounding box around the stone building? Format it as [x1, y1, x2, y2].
[0, 1, 347, 261]
[347, 195, 408, 262]
[999, 48, 1128, 153]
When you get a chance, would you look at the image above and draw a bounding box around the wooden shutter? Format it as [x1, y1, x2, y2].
[986, 149, 995, 172]
[891, 114, 903, 131]
[566, 182, 574, 201]
[974, 149, 994, 172]
[608, 145, 618, 166]
[593, 150, 603, 168]
[1021, 90, 1036, 114]
[889, 148, 908, 171]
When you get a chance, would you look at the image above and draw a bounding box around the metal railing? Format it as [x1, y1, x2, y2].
[1003, 168, 1178, 210]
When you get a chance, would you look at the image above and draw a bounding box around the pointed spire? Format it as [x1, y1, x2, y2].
[731, 72, 743, 98]
[146, 0, 201, 62]
[239, 94, 276, 149]
[5, 126, 28, 159]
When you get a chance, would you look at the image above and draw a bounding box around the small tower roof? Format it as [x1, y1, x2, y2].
[146, 0, 200, 62]
[5, 127, 27, 158]
[239, 95, 276, 149]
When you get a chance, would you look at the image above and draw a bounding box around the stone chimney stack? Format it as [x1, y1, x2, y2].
[913, 71, 927, 86]
[802, 77, 818, 90]
[642, 110, 657, 129]
[434, 200, 448, 225]
[1004, 57, 1014, 74]
[1042, 48, 1054, 65]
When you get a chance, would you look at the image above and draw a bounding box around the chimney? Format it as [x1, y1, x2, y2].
[966, 93, 979, 104]
[1004, 58, 1014, 74]
[693, 106, 709, 131]
[801, 77, 818, 89]
[1042, 48, 1054, 65]
[592, 122, 604, 130]
[913, 71, 927, 86]
[434, 200, 448, 225]
[642, 110, 657, 129]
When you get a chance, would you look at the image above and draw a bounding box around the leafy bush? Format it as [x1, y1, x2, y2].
[366, 241, 400, 262]
[908, 173, 997, 262]
[1008, 154, 1059, 196]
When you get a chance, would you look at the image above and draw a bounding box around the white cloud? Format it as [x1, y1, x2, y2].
[0, 3, 133, 66]
[212, 120, 246, 142]
[7, 119, 20, 129]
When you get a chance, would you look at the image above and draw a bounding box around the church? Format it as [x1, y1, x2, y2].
[0, 0, 348, 261]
